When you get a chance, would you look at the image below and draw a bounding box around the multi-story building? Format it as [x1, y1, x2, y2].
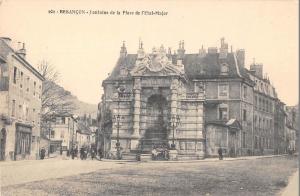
[274, 100, 287, 154]
[248, 63, 277, 155]
[285, 106, 297, 152]
[0, 37, 44, 161]
[76, 122, 91, 150]
[49, 114, 77, 153]
[99, 38, 289, 160]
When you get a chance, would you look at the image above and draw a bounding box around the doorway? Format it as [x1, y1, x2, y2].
[0, 128, 7, 161]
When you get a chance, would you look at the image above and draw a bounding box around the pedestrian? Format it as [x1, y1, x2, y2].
[98, 148, 103, 161]
[91, 148, 96, 160]
[218, 147, 223, 160]
[71, 148, 75, 160]
[40, 148, 46, 160]
[80, 147, 84, 160]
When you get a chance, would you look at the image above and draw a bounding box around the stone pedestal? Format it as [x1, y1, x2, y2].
[130, 139, 139, 151]
[169, 149, 178, 160]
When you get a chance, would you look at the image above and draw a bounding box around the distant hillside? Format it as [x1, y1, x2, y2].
[54, 83, 98, 118]
[70, 96, 98, 118]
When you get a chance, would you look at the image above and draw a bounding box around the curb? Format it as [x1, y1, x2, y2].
[100, 154, 288, 163]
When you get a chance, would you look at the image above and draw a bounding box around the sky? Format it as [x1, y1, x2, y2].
[0, 0, 298, 105]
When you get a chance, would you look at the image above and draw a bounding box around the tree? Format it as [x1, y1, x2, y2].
[37, 60, 76, 137]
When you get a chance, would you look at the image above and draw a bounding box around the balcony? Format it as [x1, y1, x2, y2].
[181, 93, 204, 101]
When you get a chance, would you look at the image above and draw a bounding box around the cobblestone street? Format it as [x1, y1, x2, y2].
[1, 155, 298, 196]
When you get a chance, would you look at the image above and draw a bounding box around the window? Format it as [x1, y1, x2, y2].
[12, 100, 16, 116]
[219, 103, 228, 120]
[32, 108, 35, 122]
[26, 77, 30, 92]
[61, 131, 64, 139]
[18, 105, 22, 119]
[62, 117, 66, 124]
[243, 109, 247, 121]
[20, 72, 23, 88]
[50, 130, 55, 138]
[254, 96, 257, 108]
[254, 136, 258, 149]
[13, 67, 17, 84]
[242, 132, 246, 148]
[220, 63, 229, 75]
[243, 85, 247, 99]
[33, 81, 36, 96]
[218, 83, 228, 98]
[25, 107, 29, 120]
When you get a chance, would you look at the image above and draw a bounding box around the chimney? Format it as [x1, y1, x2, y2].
[219, 37, 228, 59]
[198, 45, 206, 57]
[16, 42, 26, 59]
[177, 40, 185, 59]
[120, 41, 127, 58]
[250, 63, 263, 78]
[236, 49, 245, 67]
[207, 47, 218, 54]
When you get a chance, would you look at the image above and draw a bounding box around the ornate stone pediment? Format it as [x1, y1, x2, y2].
[131, 45, 184, 76]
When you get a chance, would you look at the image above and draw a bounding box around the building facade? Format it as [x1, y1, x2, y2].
[99, 38, 289, 160]
[248, 63, 277, 155]
[49, 114, 77, 153]
[0, 37, 44, 161]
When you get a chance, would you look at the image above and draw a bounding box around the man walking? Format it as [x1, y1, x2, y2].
[218, 147, 223, 160]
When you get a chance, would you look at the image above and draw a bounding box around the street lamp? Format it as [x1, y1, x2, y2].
[112, 114, 121, 159]
[170, 114, 180, 149]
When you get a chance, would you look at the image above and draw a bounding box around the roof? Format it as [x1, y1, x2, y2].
[206, 119, 241, 130]
[76, 122, 91, 135]
[247, 70, 277, 99]
[104, 52, 252, 83]
[0, 38, 45, 81]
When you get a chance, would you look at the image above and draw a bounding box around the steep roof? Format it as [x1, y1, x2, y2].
[0, 38, 45, 81]
[76, 122, 91, 135]
[104, 52, 251, 82]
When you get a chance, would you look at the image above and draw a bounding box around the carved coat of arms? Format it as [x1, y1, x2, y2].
[131, 45, 184, 76]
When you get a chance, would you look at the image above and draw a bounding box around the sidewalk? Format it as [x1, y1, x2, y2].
[101, 154, 287, 163]
[280, 170, 299, 196]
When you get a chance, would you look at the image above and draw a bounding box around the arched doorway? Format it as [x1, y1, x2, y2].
[141, 94, 170, 152]
[0, 128, 7, 161]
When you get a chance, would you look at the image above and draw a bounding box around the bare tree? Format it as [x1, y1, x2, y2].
[37, 60, 76, 137]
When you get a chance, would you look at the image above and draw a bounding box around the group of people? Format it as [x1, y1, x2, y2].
[71, 146, 103, 160]
[39, 146, 103, 160]
[151, 144, 170, 160]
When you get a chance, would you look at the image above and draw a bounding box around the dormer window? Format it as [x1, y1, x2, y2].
[120, 67, 128, 76]
[220, 63, 229, 75]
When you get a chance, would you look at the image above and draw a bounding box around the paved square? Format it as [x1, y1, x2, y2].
[1, 156, 298, 196]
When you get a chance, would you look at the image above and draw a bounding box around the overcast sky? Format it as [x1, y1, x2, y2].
[0, 0, 298, 105]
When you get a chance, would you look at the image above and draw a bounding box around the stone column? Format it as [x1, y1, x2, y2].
[196, 103, 204, 139]
[170, 78, 178, 143]
[131, 78, 141, 150]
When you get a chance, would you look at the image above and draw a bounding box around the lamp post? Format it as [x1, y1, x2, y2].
[113, 114, 121, 159]
[170, 114, 180, 149]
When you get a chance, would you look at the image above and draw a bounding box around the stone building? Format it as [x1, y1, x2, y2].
[0, 37, 44, 161]
[274, 100, 287, 154]
[248, 63, 278, 155]
[48, 114, 77, 153]
[99, 38, 286, 160]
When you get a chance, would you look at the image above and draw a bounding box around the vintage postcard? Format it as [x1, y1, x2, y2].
[0, 0, 298, 195]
